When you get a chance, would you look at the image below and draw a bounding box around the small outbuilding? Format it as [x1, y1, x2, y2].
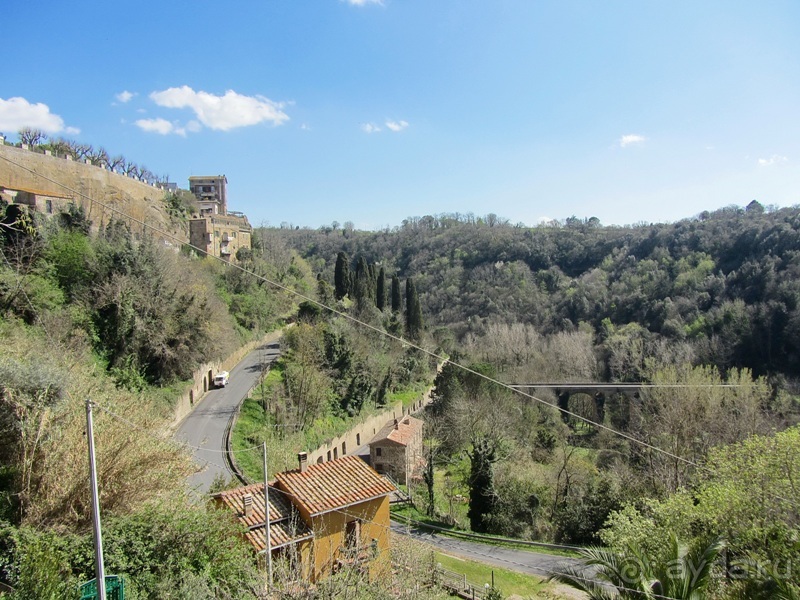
[368, 415, 424, 485]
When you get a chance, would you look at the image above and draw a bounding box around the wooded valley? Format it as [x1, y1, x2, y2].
[1, 198, 799, 598]
[266, 203, 800, 598]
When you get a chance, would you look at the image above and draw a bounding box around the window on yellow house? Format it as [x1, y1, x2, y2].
[345, 520, 361, 550]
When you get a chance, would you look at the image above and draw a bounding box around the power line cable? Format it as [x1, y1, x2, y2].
[4, 153, 797, 507]
[2, 167, 783, 595]
[0, 153, 710, 472]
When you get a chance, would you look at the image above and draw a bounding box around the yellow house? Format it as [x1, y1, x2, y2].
[215, 454, 395, 583]
[213, 481, 315, 579]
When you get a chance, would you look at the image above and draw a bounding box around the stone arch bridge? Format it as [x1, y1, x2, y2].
[506, 383, 645, 425]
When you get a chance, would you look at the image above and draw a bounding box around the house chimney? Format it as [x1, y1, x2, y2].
[394, 418, 399, 430]
[298, 451, 308, 472]
[242, 494, 253, 518]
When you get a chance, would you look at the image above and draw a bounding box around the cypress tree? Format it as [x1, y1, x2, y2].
[405, 277, 423, 339]
[334, 252, 350, 300]
[353, 255, 372, 305]
[376, 267, 386, 311]
[467, 438, 498, 533]
[391, 274, 401, 312]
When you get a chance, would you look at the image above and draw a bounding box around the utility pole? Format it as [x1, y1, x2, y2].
[263, 442, 273, 590]
[86, 398, 106, 600]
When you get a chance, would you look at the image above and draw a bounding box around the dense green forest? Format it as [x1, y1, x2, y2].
[267, 203, 800, 599]
[273, 202, 800, 384]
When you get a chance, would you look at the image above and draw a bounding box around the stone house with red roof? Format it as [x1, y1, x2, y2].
[214, 453, 395, 583]
[368, 415, 424, 485]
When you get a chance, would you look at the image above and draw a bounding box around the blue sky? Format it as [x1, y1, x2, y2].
[3, 1, 800, 229]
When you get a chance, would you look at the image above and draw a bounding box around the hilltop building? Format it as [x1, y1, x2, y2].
[188, 175, 228, 215]
[0, 142, 187, 244]
[188, 213, 252, 261]
[188, 174, 251, 262]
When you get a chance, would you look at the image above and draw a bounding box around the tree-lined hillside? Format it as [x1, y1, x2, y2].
[0, 200, 315, 596]
[266, 205, 800, 600]
[270, 203, 800, 383]
[3, 191, 800, 598]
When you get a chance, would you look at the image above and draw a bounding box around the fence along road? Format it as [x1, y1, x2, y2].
[174, 341, 281, 492]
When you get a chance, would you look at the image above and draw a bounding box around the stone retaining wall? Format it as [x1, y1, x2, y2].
[305, 386, 433, 465]
[170, 329, 284, 429]
[0, 143, 186, 244]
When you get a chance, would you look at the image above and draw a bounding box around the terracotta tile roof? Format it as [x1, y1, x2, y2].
[369, 415, 423, 447]
[244, 519, 312, 553]
[213, 482, 313, 550]
[275, 455, 396, 517]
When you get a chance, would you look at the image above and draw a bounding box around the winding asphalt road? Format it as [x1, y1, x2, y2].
[174, 335, 282, 491]
[390, 521, 585, 583]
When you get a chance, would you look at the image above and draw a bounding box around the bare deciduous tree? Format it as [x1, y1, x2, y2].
[18, 127, 47, 146]
[88, 146, 109, 167]
[48, 137, 71, 157]
[107, 154, 125, 172]
[122, 160, 139, 177]
[632, 364, 771, 494]
[67, 141, 92, 160]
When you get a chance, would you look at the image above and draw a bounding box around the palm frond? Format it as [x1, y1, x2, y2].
[548, 563, 620, 600]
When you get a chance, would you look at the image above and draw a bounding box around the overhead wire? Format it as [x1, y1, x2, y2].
[0, 152, 714, 474]
[3, 153, 798, 517]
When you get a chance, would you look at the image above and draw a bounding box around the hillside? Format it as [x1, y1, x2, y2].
[2, 159, 799, 596]
[269, 203, 800, 383]
[0, 160, 324, 595]
[0, 143, 187, 245]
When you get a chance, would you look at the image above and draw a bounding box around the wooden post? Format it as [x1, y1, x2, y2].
[264, 442, 272, 590]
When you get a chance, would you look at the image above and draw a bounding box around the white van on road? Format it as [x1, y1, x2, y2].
[213, 371, 230, 388]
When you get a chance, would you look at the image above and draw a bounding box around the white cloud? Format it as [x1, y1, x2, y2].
[0, 96, 80, 134]
[619, 134, 646, 147]
[758, 154, 788, 167]
[343, 0, 384, 6]
[149, 86, 288, 131]
[385, 119, 408, 132]
[115, 90, 135, 103]
[135, 118, 177, 135]
[361, 123, 381, 134]
[135, 117, 203, 137]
